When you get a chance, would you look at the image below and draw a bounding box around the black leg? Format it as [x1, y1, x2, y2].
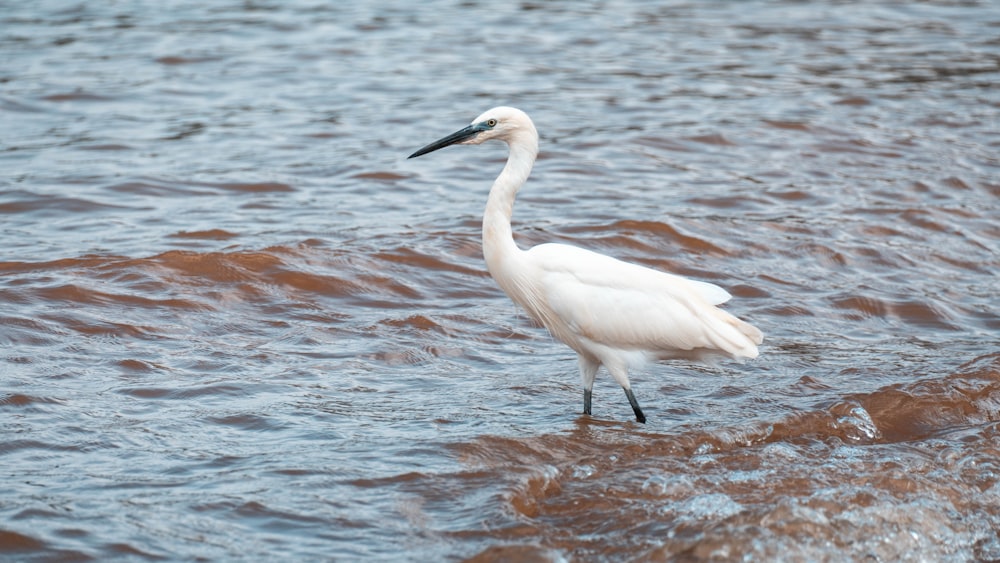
[623, 387, 646, 424]
[583, 388, 592, 415]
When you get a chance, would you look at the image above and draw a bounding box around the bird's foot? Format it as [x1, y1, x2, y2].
[583, 388, 592, 416]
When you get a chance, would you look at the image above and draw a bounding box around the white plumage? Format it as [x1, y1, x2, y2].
[409, 106, 762, 423]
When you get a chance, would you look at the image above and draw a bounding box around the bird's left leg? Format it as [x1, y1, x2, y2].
[578, 356, 599, 416]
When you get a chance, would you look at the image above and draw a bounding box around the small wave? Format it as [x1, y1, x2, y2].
[0, 529, 46, 551]
[167, 229, 240, 240]
[154, 55, 220, 65]
[372, 247, 483, 277]
[685, 133, 738, 147]
[350, 171, 411, 182]
[564, 219, 730, 256]
[40, 90, 114, 102]
[762, 119, 812, 132]
[149, 250, 286, 284]
[77, 143, 133, 151]
[207, 414, 286, 433]
[0, 194, 130, 216]
[0, 393, 65, 409]
[31, 283, 204, 312]
[763, 354, 1000, 445]
[831, 295, 890, 319]
[104, 180, 219, 198]
[202, 181, 295, 193]
[508, 465, 562, 518]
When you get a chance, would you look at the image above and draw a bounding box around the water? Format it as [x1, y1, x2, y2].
[2, 0, 999, 560]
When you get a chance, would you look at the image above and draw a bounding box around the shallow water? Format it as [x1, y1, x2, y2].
[2, 0, 999, 560]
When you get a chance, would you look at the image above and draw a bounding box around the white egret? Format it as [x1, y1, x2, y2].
[408, 107, 762, 423]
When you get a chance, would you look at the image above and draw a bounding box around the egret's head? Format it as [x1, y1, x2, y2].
[408, 106, 536, 159]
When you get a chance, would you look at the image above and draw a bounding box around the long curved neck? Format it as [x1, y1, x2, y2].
[482, 136, 538, 278]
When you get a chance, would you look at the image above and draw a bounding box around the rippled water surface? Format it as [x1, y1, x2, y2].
[3, 1, 999, 560]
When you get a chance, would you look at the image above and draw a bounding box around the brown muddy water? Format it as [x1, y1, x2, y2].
[2, 1, 999, 561]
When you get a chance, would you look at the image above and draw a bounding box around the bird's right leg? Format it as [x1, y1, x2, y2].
[606, 363, 646, 424]
[578, 356, 599, 416]
[623, 387, 646, 424]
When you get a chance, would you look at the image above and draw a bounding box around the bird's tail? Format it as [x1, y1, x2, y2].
[712, 308, 764, 360]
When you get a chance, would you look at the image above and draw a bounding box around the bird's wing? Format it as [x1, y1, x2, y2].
[525, 243, 759, 358]
[685, 278, 732, 306]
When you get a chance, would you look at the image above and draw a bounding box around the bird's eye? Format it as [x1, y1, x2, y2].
[486, 119, 498, 127]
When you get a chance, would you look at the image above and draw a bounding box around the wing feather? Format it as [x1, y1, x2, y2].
[523, 243, 760, 360]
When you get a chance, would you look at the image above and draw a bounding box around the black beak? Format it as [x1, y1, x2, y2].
[408, 123, 485, 159]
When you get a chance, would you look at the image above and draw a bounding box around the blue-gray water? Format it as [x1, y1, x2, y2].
[3, 1, 999, 560]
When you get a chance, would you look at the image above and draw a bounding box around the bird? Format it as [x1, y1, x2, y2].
[408, 106, 762, 423]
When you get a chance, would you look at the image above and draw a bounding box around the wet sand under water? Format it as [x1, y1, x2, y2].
[2, 1, 999, 560]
